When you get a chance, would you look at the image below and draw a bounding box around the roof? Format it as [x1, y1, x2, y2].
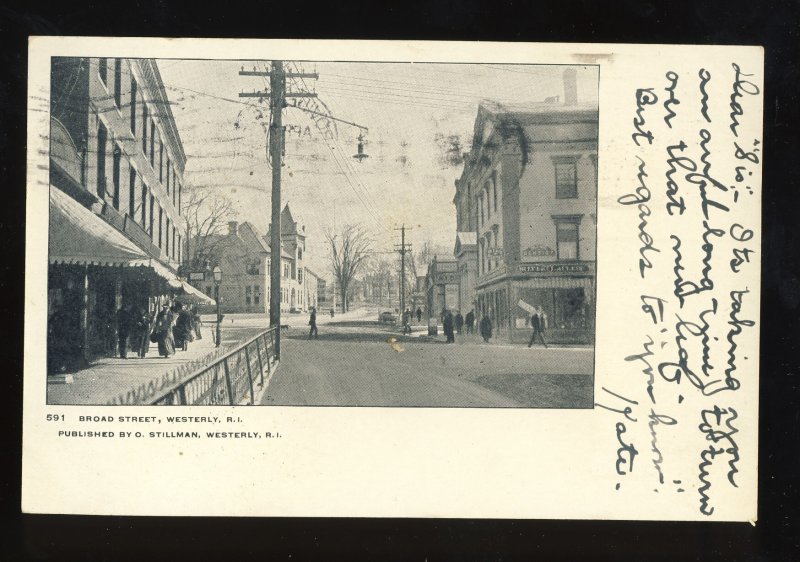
[281, 204, 297, 235]
[49, 186, 181, 287]
[479, 100, 598, 120]
[456, 231, 477, 246]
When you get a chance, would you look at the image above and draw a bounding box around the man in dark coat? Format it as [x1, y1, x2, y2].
[402, 308, 412, 335]
[116, 304, 133, 359]
[416, 307, 422, 323]
[174, 302, 194, 351]
[479, 314, 493, 343]
[308, 307, 318, 339]
[527, 306, 549, 348]
[454, 311, 464, 334]
[465, 309, 475, 334]
[443, 309, 455, 343]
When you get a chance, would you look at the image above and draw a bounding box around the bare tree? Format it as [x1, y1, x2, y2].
[326, 224, 372, 313]
[182, 186, 235, 270]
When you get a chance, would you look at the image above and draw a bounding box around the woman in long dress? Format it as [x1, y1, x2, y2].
[155, 303, 176, 357]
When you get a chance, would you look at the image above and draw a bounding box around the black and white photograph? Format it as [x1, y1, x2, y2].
[44, 57, 598, 407]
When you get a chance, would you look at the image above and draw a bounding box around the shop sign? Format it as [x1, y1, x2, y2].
[519, 263, 590, 274]
[435, 272, 460, 285]
[189, 272, 206, 281]
[522, 244, 556, 258]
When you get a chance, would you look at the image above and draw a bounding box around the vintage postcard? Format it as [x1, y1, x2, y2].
[23, 38, 762, 519]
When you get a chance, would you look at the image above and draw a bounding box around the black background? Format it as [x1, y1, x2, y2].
[1, 1, 798, 560]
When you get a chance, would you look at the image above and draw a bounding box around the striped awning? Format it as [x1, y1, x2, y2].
[49, 186, 181, 288]
[177, 281, 216, 306]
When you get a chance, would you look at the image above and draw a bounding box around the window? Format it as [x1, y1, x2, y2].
[485, 181, 492, 215]
[298, 248, 303, 260]
[112, 145, 121, 209]
[554, 158, 578, 199]
[246, 259, 259, 275]
[165, 218, 170, 256]
[492, 173, 498, 212]
[479, 193, 484, 225]
[555, 220, 580, 260]
[142, 105, 148, 153]
[177, 181, 182, 213]
[166, 159, 171, 193]
[98, 58, 107, 84]
[177, 234, 182, 263]
[129, 167, 136, 216]
[246, 286, 252, 306]
[96, 122, 107, 197]
[158, 207, 163, 248]
[113, 59, 122, 108]
[172, 226, 176, 260]
[130, 77, 137, 134]
[141, 183, 147, 226]
[486, 232, 492, 272]
[149, 194, 155, 240]
[254, 286, 261, 306]
[159, 141, 164, 183]
[150, 121, 155, 166]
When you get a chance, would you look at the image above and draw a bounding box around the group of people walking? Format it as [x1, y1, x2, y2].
[116, 300, 203, 359]
[437, 306, 548, 347]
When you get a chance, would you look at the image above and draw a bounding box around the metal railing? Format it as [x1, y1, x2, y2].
[150, 326, 278, 405]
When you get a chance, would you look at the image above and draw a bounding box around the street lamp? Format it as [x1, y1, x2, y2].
[213, 266, 222, 347]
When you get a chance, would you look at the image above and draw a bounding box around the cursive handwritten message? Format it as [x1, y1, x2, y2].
[602, 58, 762, 519]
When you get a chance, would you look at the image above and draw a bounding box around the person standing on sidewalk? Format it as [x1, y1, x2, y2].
[402, 308, 412, 335]
[454, 311, 464, 335]
[527, 306, 549, 348]
[116, 303, 133, 359]
[465, 309, 475, 334]
[443, 309, 455, 343]
[308, 307, 318, 339]
[416, 307, 422, 323]
[479, 313, 493, 343]
[154, 303, 176, 358]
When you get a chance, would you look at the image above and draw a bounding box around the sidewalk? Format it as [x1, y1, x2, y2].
[47, 329, 225, 406]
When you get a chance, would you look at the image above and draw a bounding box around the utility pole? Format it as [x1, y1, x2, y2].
[394, 224, 412, 314]
[239, 62, 318, 360]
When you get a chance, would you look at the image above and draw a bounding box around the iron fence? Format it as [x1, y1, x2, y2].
[150, 326, 278, 405]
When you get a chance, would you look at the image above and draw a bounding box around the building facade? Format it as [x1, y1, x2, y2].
[47, 57, 204, 373]
[424, 256, 460, 325]
[192, 206, 319, 315]
[453, 74, 597, 343]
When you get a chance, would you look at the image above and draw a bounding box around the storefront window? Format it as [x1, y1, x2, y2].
[556, 221, 579, 260]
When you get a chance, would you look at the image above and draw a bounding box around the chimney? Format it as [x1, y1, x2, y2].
[563, 68, 578, 105]
[228, 221, 238, 236]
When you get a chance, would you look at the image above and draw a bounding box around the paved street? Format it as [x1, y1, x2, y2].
[262, 308, 594, 408]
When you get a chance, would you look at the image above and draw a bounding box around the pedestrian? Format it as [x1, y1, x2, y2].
[527, 306, 549, 348]
[308, 306, 318, 339]
[465, 309, 475, 334]
[138, 306, 154, 358]
[154, 302, 176, 358]
[479, 314, 493, 343]
[116, 303, 133, 359]
[416, 307, 422, 323]
[173, 302, 193, 351]
[443, 309, 455, 343]
[192, 306, 203, 340]
[402, 308, 412, 335]
[455, 311, 464, 335]
[330, 308, 335, 318]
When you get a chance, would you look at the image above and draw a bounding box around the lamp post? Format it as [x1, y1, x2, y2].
[213, 266, 222, 348]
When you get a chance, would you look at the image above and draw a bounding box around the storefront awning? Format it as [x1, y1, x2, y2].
[177, 281, 216, 306]
[49, 187, 181, 287]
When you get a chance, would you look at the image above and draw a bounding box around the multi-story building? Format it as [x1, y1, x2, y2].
[424, 256, 460, 324]
[47, 57, 207, 372]
[452, 70, 597, 343]
[192, 206, 318, 315]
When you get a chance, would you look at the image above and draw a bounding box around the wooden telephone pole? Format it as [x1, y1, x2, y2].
[239, 61, 318, 360]
[394, 224, 412, 314]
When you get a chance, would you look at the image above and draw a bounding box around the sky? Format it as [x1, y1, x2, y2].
[158, 60, 598, 278]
